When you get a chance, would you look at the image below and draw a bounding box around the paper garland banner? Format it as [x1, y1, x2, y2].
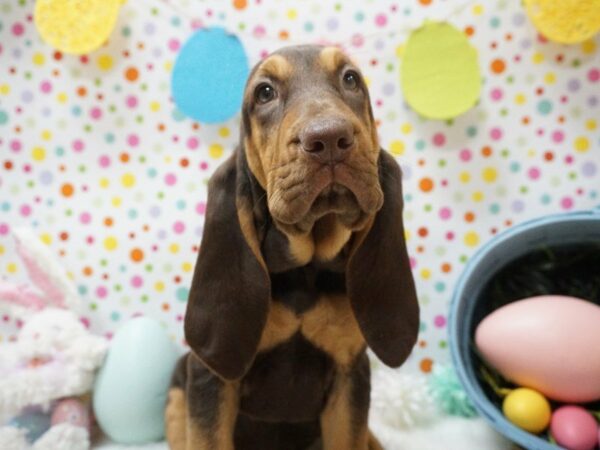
[401, 22, 482, 120]
[171, 27, 250, 124]
[524, 0, 600, 44]
[34, 0, 123, 55]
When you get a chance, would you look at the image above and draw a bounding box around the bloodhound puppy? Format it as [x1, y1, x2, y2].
[165, 44, 419, 450]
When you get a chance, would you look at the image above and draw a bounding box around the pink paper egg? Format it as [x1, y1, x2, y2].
[550, 406, 597, 450]
[51, 399, 90, 432]
[475, 296, 600, 403]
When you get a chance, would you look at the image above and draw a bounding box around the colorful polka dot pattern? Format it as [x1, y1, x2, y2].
[0, 0, 599, 374]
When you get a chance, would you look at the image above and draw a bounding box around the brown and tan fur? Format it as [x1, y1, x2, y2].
[166, 45, 419, 450]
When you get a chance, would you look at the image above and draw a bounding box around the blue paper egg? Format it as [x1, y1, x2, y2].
[93, 317, 180, 444]
[171, 26, 249, 123]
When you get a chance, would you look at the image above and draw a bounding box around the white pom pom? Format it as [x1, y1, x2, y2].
[0, 426, 29, 450]
[33, 423, 89, 450]
[370, 365, 438, 429]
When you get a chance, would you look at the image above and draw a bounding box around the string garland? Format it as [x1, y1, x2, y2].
[160, 0, 482, 123]
[159, 0, 478, 51]
[30, 0, 600, 123]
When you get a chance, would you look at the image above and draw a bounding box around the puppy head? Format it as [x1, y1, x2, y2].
[241, 45, 383, 234]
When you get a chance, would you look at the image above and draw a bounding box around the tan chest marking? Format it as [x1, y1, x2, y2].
[258, 301, 300, 351]
[302, 296, 365, 368]
[257, 296, 365, 368]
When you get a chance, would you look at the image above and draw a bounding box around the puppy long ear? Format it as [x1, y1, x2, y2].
[347, 150, 420, 367]
[184, 153, 270, 381]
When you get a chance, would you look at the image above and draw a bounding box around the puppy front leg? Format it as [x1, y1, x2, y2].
[320, 353, 372, 450]
[186, 354, 239, 450]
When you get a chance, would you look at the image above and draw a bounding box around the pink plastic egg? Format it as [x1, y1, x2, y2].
[550, 406, 597, 450]
[475, 296, 600, 402]
[51, 398, 90, 432]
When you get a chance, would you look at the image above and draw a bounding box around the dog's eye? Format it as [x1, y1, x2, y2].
[255, 83, 277, 104]
[342, 71, 360, 90]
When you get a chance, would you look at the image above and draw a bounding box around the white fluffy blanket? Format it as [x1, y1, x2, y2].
[93, 416, 511, 450]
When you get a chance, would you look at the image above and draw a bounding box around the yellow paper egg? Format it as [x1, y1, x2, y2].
[502, 388, 551, 433]
[524, 0, 600, 44]
[34, 0, 123, 54]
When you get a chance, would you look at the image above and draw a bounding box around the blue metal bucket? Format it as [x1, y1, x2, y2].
[449, 207, 600, 450]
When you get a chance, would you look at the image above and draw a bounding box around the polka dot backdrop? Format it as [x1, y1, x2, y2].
[0, 0, 599, 374]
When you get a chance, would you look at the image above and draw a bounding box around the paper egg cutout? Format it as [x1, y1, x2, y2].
[401, 22, 481, 120]
[172, 27, 249, 123]
[34, 0, 122, 54]
[93, 317, 180, 444]
[550, 406, 598, 450]
[524, 0, 600, 44]
[475, 296, 600, 403]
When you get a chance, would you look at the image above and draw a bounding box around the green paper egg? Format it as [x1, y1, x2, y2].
[401, 22, 482, 120]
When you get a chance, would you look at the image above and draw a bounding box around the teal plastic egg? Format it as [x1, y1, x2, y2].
[93, 317, 180, 444]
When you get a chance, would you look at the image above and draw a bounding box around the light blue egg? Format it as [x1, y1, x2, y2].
[171, 27, 249, 123]
[93, 317, 180, 444]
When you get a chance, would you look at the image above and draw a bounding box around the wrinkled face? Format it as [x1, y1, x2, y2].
[242, 45, 383, 235]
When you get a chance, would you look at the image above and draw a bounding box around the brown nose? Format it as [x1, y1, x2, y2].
[299, 117, 355, 163]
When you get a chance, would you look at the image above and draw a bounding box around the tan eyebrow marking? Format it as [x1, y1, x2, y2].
[319, 46, 347, 74]
[255, 54, 293, 81]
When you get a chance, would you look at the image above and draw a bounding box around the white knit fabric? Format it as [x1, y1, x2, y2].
[0, 424, 89, 450]
[0, 309, 107, 419]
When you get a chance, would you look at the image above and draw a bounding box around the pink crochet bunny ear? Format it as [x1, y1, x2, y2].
[0, 281, 46, 310]
[0, 228, 79, 312]
[13, 232, 68, 309]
